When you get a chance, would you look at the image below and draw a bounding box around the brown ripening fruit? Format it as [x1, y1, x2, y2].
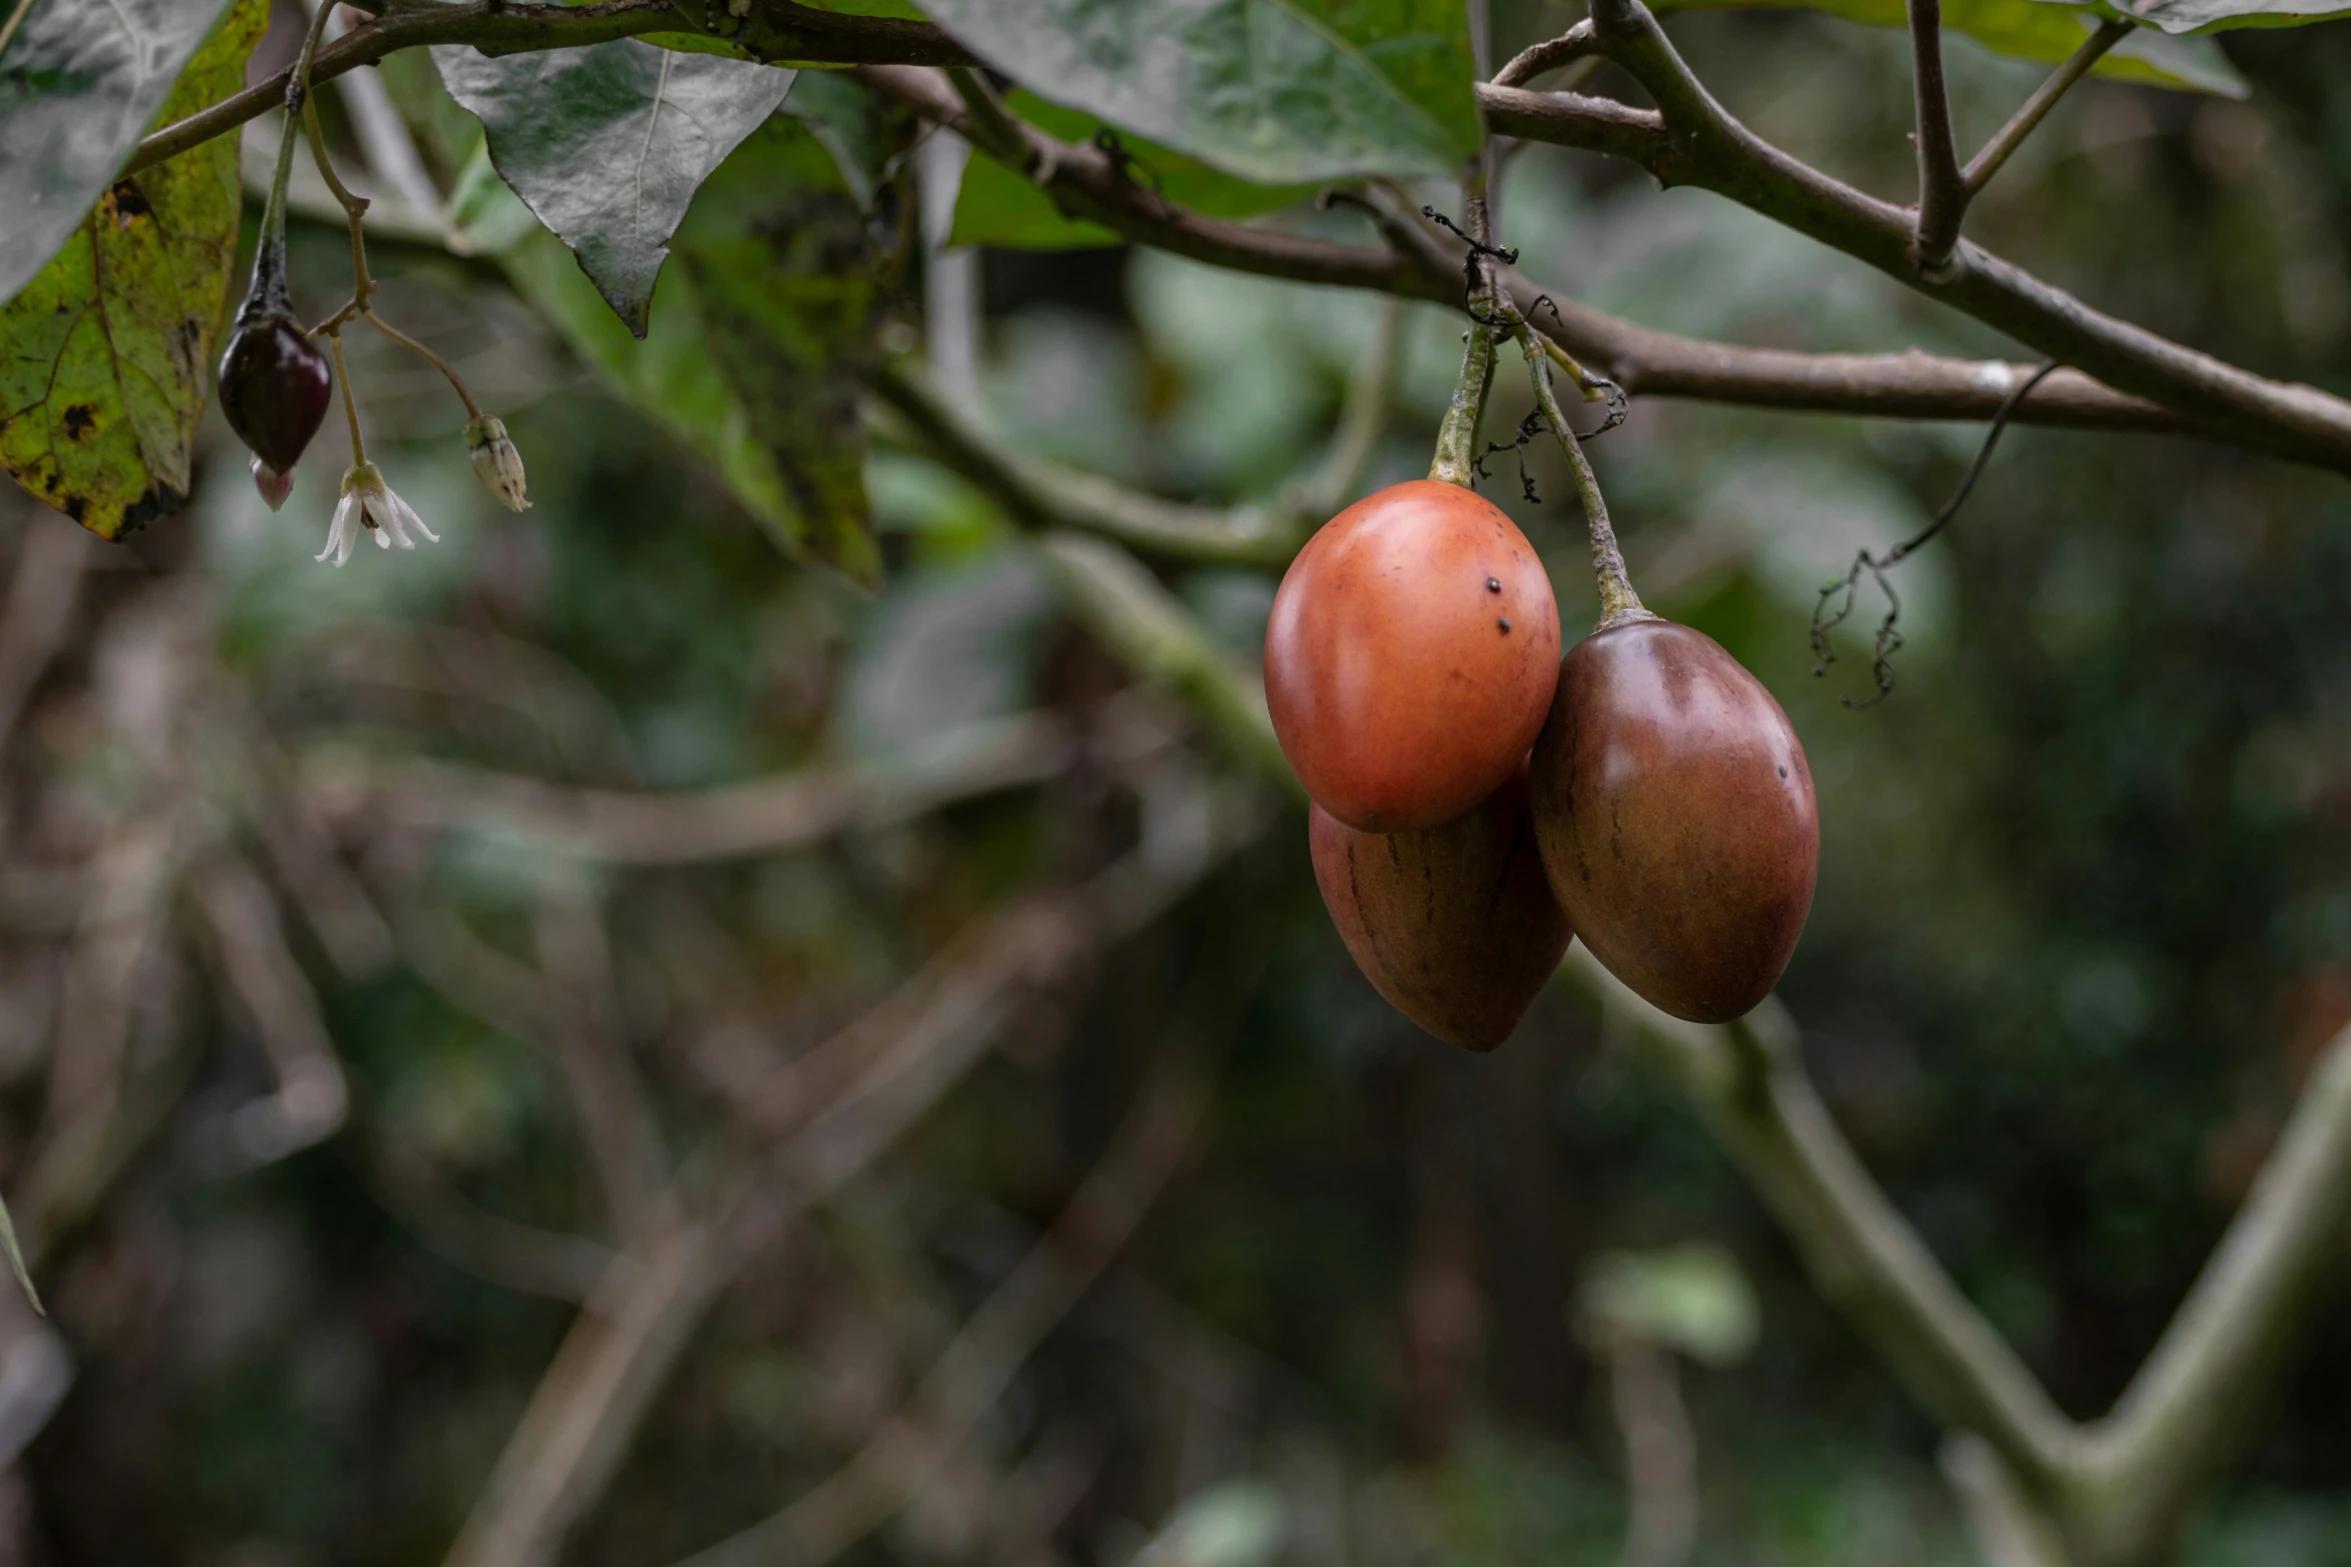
[1310, 765, 1573, 1051]
[1529, 618, 1818, 1023]
[1266, 480, 1560, 832]
[217, 311, 333, 475]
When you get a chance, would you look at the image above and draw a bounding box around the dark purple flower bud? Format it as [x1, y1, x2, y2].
[218, 310, 333, 474]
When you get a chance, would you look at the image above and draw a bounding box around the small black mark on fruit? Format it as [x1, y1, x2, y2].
[1486, 577, 1501, 592]
[1498, 618, 1511, 633]
[1777, 765, 1788, 779]
[61, 404, 96, 441]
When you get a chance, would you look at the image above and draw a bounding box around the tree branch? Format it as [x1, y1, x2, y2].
[1963, 19, 2135, 196]
[872, 368, 1306, 569]
[332, 710, 1087, 864]
[1907, 0, 1969, 274]
[124, 0, 979, 178]
[1493, 22, 1599, 89]
[1516, 2, 2351, 473]
[1037, 532, 1294, 790]
[861, 67, 2192, 447]
[2073, 1017, 2351, 1563]
[128, 0, 2351, 467]
[1560, 947, 2085, 1508]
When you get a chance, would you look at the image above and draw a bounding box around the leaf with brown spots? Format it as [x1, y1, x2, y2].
[504, 112, 890, 584]
[0, 0, 266, 540]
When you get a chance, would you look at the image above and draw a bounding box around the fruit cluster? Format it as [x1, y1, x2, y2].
[1266, 479, 1819, 1048]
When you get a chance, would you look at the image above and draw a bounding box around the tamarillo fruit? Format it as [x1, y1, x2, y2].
[1529, 618, 1817, 1023]
[1266, 480, 1560, 832]
[1309, 763, 1573, 1051]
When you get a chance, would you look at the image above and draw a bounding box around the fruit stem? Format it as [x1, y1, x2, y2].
[1428, 180, 1502, 489]
[325, 328, 366, 466]
[240, 1, 339, 325]
[1521, 329, 1649, 626]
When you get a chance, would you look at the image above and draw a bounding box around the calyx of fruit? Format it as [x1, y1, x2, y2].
[1310, 764, 1572, 1051]
[1265, 479, 1560, 832]
[1528, 618, 1818, 1023]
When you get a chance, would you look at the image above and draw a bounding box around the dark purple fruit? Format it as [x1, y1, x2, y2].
[217, 311, 332, 474]
[1529, 618, 1817, 1024]
[1309, 764, 1573, 1052]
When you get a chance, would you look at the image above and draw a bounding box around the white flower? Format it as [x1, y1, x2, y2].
[319, 461, 438, 567]
[465, 415, 529, 511]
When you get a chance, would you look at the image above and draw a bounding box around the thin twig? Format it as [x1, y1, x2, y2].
[334, 710, 1091, 864]
[359, 1130, 618, 1303]
[1908, 0, 1969, 273]
[673, 1015, 1220, 1567]
[0, 0, 36, 63]
[1963, 19, 2135, 195]
[187, 856, 350, 1174]
[1811, 360, 2059, 705]
[873, 363, 1305, 567]
[1493, 22, 1598, 88]
[532, 893, 672, 1247]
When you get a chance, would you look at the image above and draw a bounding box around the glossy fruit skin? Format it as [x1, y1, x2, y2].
[1529, 618, 1818, 1024]
[1266, 480, 1560, 833]
[217, 311, 333, 474]
[1310, 764, 1573, 1051]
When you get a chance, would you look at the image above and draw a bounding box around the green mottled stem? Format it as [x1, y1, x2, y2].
[1427, 182, 1500, 489]
[1522, 329, 1647, 626]
[1428, 320, 1498, 489]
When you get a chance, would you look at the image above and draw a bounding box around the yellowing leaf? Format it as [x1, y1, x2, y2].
[0, 0, 267, 539]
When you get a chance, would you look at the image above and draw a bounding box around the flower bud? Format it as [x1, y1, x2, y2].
[218, 309, 333, 474]
[252, 456, 294, 512]
[464, 416, 530, 511]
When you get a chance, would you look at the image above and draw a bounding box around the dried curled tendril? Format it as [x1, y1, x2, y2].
[1478, 408, 1552, 503]
[1418, 209, 1630, 508]
[1811, 360, 2061, 707]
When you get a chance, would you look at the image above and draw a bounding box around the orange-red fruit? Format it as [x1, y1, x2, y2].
[1529, 618, 1818, 1024]
[1309, 766, 1573, 1052]
[1266, 480, 1560, 832]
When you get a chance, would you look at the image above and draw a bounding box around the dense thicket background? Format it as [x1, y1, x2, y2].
[4, 2, 2351, 1562]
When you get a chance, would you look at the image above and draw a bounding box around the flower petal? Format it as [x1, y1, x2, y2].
[390, 489, 440, 544]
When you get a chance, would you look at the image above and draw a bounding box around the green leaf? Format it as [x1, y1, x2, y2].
[918, 0, 1481, 184]
[2027, 0, 2351, 35]
[506, 116, 884, 583]
[1579, 1245, 1760, 1367]
[779, 67, 915, 210]
[431, 39, 795, 337]
[951, 91, 1315, 251]
[0, 0, 235, 303]
[0, 0, 265, 538]
[446, 136, 542, 257]
[1651, 0, 2247, 92]
[1133, 1480, 1286, 1567]
[675, 116, 886, 582]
